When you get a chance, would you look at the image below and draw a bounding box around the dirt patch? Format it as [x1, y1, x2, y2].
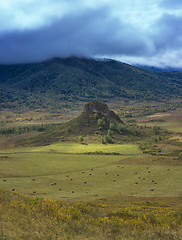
[169, 136, 182, 141]
[138, 108, 182, 122]
[147, 113, 171, 118]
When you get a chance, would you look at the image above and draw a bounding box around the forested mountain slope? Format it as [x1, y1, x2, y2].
[0, 57, 182, 110]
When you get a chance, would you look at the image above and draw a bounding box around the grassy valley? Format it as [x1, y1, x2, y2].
[0, 100, 182, 239]
[0, 57, 182, 239]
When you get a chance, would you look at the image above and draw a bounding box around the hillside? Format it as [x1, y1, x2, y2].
[17, 101, 168, 147]
[17, 101, 122, 146]
[1, 57, 182, 111]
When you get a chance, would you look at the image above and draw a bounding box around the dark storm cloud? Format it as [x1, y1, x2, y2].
[153, 13, 182, 52]
[1, 1, 182, 66]
[0, 8, 152, 64]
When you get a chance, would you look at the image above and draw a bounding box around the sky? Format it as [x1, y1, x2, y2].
[0, 0, 182, 67]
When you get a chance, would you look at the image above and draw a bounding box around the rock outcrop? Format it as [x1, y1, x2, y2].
[84, 101, 123, 123]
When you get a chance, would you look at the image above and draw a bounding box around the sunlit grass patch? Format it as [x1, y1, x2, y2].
[31, 143, 143, 155]
[0, 143, 143, 155]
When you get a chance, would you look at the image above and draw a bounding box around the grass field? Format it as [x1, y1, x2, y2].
[138, 121, 182, 133]
[0, 105, 182, 239]
[30, 143, 142, 155]
[0, 143, 181, 201]
[1, 143, 182, 239]
[137, 107, 182, 133]
[1, 190, 182, 240]
[0, 143, 142, 154]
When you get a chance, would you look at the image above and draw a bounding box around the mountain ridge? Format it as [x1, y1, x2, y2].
[135, 64, 182, 72]
[1, 57, 182, 111]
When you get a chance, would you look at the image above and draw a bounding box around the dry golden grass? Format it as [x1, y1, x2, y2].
[0, 190, 182, 240]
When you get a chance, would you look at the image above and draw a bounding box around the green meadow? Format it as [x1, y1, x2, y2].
[0, 143, 181, 201]
[0, 106, 182, 239]
[0, 143, 142, 154]
[30, 143, 142, 154]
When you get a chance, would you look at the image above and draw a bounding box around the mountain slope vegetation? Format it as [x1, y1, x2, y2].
[1, 57, 182, 111]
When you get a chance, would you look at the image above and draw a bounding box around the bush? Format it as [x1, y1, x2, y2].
[104, 134, 114, 144]
[97, 117, 109, 129]
[78, 136, 84, 143]
[100, 137, 105, 144]
[109, 123, 116, 131]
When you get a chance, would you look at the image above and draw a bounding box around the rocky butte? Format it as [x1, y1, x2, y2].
[83, 101, 123, 123]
